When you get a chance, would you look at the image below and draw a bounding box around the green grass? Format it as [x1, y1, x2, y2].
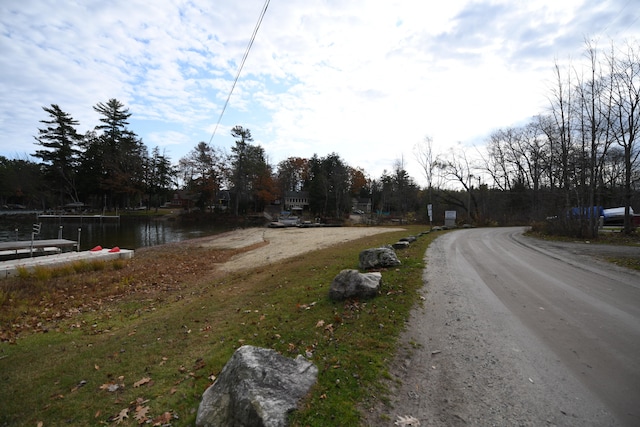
[605, 256, 640, 271]
[526, 227, 640, 271]
[0, 226, 438, 426]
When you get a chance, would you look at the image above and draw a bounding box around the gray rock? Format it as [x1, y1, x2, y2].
[196, 345, 318, 427]
[399, 235, 417, 243]
[392, 241, 410, 249]
[328, 269, 382, 300]
[358, 247, 401, 270]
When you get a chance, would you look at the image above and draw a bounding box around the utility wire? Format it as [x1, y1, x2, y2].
[209, 0, 270, 144]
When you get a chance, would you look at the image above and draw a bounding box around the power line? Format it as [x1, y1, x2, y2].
[208, 0, 270, 144]
[597, 0, 631, 38]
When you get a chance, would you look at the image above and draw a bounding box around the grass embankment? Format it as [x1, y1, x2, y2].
[0, 225, 437, 426]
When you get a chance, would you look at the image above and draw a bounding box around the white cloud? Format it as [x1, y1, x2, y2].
[1, 0, 639, 185]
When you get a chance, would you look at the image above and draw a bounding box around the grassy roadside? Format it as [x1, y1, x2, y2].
[0, 225, 438, 426]
[526, 228, 640, 271]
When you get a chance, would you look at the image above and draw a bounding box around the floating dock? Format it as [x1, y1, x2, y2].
[37, 214, 120, 220]
[0, 239, 78, 252]
[0, 247, 134, 279]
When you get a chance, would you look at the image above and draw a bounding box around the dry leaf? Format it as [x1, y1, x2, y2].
[113, 408, 129, 424]
[134, 405, 150, 422]
[95, 364, 100, 370]
[395, 415, 420, 426]
[133, 397, 149, 405]
[193, 358, 205, 370]
[152, 411, 172, 425]
[100, 383, 122, 392]
[315, 319, 325, 328]
[133, 377, 151, 388]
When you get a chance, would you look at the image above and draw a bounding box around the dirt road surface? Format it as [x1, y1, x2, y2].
[363, 227, 640, 426]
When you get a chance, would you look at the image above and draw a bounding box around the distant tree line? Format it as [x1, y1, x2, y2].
[0, 98, 423, 220]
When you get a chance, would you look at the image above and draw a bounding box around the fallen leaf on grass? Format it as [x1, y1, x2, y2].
[297, 301, 317, 310]
[152, 411, 172, 425]
[70, 380, 87, 392]
[134, 405, 150, 423]
[193, 358, 206, 370]
[111, 408, 129, 424]
[100, 383, 122, 392]
[133, 377, 151, 388]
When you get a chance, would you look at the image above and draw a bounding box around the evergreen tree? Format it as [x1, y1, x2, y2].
[229, 126, 272, 214]
[33, 104, 82, 205]
[79, 99, 146, 208]
[145, 146, 175, 211]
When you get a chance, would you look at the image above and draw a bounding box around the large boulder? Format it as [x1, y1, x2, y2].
[392, 241, 410, 249]
[328, 269, 383, 300]
[196, 345, 318, 427]
[358, 247, 401, 270]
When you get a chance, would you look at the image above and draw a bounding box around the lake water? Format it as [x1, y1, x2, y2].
[0, 212, 230, 251]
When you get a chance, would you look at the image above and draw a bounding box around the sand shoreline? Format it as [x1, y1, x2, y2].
[195, 226, 402, 272]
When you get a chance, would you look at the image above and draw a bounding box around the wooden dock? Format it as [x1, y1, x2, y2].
[0, 247, 134, 279]
[37, 214, 120, 220]
[0, 239, 78, 252]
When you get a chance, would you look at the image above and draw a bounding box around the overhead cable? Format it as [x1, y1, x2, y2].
[209, 0, 270, 144]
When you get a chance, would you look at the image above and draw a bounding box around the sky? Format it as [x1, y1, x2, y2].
[1, 0, 639, 187]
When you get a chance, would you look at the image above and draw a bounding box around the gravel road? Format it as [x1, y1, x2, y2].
[362, 227, 640, 427]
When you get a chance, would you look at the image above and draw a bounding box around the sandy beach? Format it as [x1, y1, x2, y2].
[196, 226, 402, 272]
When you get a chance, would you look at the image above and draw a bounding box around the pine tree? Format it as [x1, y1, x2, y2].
[80, 99, 146, 208]
[33, 104, 82, 205]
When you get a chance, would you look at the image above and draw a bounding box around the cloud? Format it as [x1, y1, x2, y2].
[1, 0, 639, 185]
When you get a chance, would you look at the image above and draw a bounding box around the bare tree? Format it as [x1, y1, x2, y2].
[571, 39, 616, 237]
[548, 60, 575, 209]
[436, 144, 479, 221]
[609, 41, 640, 234]
[413, 136, 440, 193]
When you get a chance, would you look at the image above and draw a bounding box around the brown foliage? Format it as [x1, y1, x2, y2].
[0, 240, 256, 341]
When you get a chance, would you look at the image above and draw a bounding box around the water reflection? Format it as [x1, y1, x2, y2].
[0, 213, 228, 251]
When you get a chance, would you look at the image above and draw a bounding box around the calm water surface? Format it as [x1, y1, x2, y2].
[0, 212, 229, 251]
